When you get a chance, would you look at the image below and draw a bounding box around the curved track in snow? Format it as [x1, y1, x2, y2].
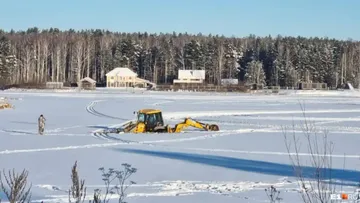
[89, 106, 360, 144]
[86, 100, 128, 121]
[3, 105, 360, 158]
[0, 129, 253, 155]
[82, 101, 360, 158]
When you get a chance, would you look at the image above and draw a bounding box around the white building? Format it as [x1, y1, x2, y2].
[106, 67, 153, 88]
[106, 67, 138, 87]
[173, 70, 205, 84]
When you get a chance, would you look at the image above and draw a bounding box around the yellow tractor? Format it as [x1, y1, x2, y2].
[111, 109, 219, 134]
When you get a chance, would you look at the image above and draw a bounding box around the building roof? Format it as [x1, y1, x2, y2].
[80, 77, 96, 84]
[134, 77, 157, 87]
[178, 70, 205, 80]
[106, 67, 137, 77]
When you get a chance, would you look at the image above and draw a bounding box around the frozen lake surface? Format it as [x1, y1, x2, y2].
[1, 88, 360, 203]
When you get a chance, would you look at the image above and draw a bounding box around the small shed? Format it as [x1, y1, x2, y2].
[78, 77, 96, 90]
[221, 79, 238, 86]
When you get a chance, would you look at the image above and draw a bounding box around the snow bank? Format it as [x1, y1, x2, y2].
[290, 89, 360, 97]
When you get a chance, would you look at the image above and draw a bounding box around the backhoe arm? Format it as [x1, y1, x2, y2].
[171, 117, 219, 133]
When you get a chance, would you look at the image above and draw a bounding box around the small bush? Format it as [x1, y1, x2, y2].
[0, 168, 32, 203]
[68, 161, 87, 203]
[91, 164, 137, 203]
[265, 185, 282, 203]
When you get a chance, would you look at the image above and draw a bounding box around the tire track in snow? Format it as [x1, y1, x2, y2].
[2, 127, 360, 158]
[314, 115, 360, 126]
[10, 107, 356, 156]
[1, 125, 84, 136]
[0, 129, 258, 155]
[87, 103, 360, 137]
[90, 120, 137, 141]
[2, 132, 93, 137]
[86, 100, 128, 121]
[198, 118, 360, 133]
[91, 127, 261, 147]
[0, 142, 131, 155]
[89, 107, 360, 146]
[148, 99, 175, 106]
[162, 108, 360, 120]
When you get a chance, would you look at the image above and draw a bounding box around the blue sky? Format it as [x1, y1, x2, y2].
[0, 0, 359, 40]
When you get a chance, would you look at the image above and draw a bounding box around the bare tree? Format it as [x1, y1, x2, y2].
[216, 41, 224, 85]
[84, 34, 95, 78]
[0, 169, 32, 203]
[54, 42, 61, 82]
[22, 37, 33, 83]
[91, 164, 137, 203]
[99, 35, 108, 81]
[282, 102, 336, 203]
[73, 36, 85, 83]
[60, 35, 68, 82]
[40, 36, 49, 83]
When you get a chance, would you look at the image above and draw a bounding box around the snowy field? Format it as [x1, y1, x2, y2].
[1, 88, 360, 203]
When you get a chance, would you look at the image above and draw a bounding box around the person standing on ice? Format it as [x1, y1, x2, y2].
[38, 114, 46, 135]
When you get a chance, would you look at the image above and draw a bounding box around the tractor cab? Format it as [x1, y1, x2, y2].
[135, 109, 165, 132]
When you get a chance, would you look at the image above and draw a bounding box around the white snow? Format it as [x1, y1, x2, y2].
[1, 88, 360, 203]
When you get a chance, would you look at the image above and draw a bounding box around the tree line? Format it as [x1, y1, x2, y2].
[0, 27, 359, 88]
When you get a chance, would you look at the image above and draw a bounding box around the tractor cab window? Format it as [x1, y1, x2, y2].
[154, 113, 164, 125]
[147, 114, 156, 125]
[138, 113, 145, 122]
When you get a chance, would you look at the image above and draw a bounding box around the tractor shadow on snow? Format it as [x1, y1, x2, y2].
[117, 148, 360, 187]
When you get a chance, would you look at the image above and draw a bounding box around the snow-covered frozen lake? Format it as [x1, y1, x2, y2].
[1, 88, 360, 203]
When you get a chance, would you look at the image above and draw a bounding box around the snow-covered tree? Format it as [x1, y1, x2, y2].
[224, 42, 243, 79]
[245, 60, 266, 85]
[0, 36, 18, 85]
[184, 40, 204, 70]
